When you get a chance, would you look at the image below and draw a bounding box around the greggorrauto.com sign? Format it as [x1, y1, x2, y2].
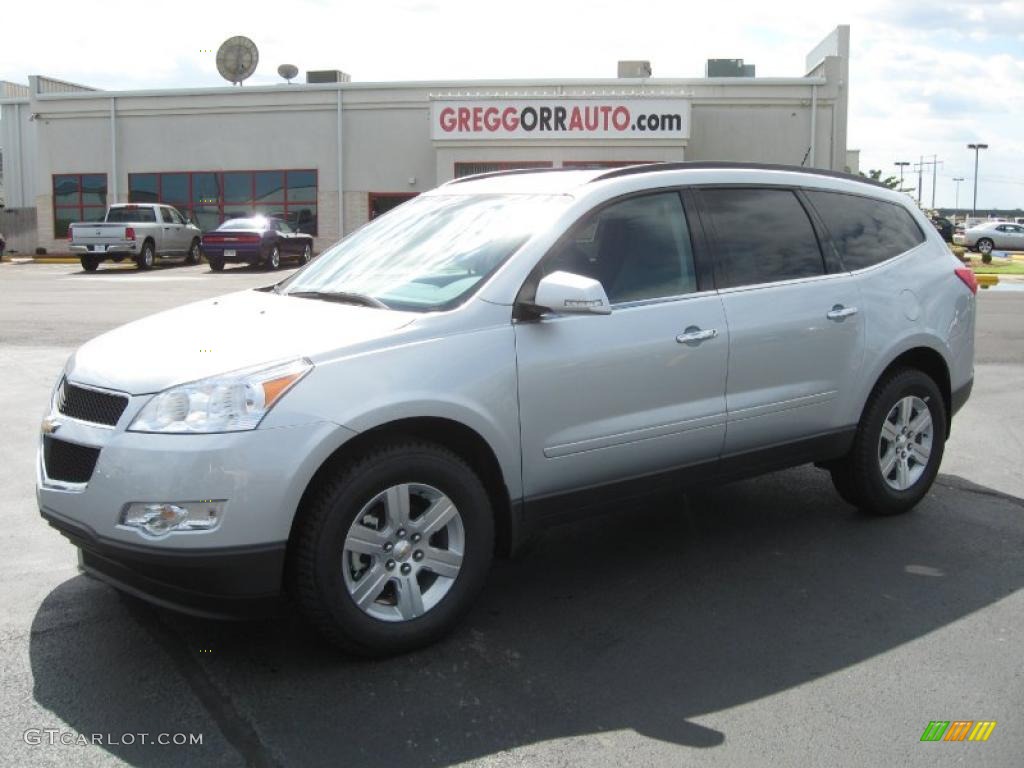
[431, 99, 690, 140]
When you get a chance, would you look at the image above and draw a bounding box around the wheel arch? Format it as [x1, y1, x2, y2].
[288, 416, 521, 559]
[867, 346, 952, 437]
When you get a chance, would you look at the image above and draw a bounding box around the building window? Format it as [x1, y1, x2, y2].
[454, 161, 553, 179]
[128, 170, 318, 235]
[368, 193, 419, 220]
[561, 161, 653, 169]
[53, 174, 107, 238]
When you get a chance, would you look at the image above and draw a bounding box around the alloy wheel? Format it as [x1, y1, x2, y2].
[342, 482, 464, 622]
[877, 395, 933, 491]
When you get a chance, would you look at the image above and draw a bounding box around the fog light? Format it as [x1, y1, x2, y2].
[121, 501, 224, 537]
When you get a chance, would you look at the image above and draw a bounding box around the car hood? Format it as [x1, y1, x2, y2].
[67, 289, 418, 394]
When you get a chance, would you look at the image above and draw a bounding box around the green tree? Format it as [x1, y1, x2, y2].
[859, 169, 901, 190]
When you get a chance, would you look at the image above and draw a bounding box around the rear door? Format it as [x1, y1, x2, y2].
[697, 186, 865, 455]
[514, 190, 729, 501]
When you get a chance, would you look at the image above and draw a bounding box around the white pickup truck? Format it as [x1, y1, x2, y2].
[69, 203, 203, 271]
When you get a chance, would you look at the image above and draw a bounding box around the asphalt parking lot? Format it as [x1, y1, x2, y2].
[1, 260, 1022, 767]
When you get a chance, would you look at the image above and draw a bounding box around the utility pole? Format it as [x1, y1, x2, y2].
[967, 143, 989, 218]
[929, 155, 943, 209]
[953, 177, 965, 213]
[915, 155, 924, 205]
[895, 161, 910, 193]
[913, 156, 942, 210]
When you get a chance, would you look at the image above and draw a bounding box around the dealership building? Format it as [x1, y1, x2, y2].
[0, 26, 850, 256]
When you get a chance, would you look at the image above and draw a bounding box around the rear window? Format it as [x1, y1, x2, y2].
[700, 188, 825, 289]
[217, 218, 265, 230]
[805, 191, 925, 270]
[105, 207, 156, 223]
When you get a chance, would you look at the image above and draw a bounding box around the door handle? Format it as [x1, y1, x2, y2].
[676, 327, 718, 345]
[827, 305, 858, 321]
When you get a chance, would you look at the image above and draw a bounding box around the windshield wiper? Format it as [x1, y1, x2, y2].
[284, 290, 389, 309]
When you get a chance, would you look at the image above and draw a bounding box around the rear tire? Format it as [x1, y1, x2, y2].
[298, 243, 312, 265]
[266, 245, 281, 271]
[978, 238, 994, 264]
[830, 368, 946, 516]
[208, 257, 224, 272]
[136, 241, 155, 270]
[80, 255, 100, 272]
[288, 440, 494, 656]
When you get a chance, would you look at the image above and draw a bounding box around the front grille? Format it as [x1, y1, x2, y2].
[43, 436, 100, 484]
[57, 379, 128, 426]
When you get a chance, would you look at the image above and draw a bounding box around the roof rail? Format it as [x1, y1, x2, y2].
[591, 161, 888, 189]
[444, 167, 580, 185]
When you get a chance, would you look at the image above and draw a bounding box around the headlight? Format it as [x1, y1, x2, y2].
[129, 358, 312, 433]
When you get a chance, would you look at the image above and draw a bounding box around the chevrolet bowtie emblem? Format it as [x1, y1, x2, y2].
[41, 417, 62, 435]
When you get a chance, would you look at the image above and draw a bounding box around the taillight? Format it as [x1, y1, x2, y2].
[66, 227, 73, 241]
[242, 234, 261, 243]
[954, 266, 978, 295]
[125, 227, 136, 241]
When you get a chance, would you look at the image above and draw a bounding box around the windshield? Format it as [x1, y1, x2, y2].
[277, 193, 570, 311]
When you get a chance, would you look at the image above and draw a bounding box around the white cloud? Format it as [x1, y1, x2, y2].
[2, 0, 1021, 208]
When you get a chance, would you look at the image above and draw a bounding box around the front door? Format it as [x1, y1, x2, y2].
[514, 190, 729, 501]
[697, 186, 865, 455]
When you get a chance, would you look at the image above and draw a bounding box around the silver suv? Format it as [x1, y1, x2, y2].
[38, 163, 976, 655]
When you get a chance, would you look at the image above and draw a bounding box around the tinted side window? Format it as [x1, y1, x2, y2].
[161, 208, 174, 224]
[701, 188, 824, 289]
[805, 190, 925, 270]
[543, 192, 697, 303]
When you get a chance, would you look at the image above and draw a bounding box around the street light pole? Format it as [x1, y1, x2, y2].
[953, 177, 965, 213]
[967, 143, 988, 218]
[895, 161, 910, 193]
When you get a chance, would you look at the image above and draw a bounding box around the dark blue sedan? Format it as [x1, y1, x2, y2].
[201, 216, 314, 271]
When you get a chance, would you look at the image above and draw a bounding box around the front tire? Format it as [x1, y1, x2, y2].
[185, 238, 202, 265]
[298, 243, 312, 265]
[830, 368, 946, 516]
[288, 441, 494, 656]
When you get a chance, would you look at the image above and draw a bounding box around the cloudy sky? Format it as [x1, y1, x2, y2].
[3, 0, 1021, 209]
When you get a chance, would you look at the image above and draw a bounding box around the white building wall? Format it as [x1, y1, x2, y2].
[12, 26, 850, 253]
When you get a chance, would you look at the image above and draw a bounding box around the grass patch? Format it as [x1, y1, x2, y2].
[969, 260, 1024, 275]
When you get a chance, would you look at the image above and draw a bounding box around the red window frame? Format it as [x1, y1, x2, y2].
[453, 161, 553, 179]
[52, 173, 107, 238]
[127, 169, 318, 234]
[368, 192, 419, 220]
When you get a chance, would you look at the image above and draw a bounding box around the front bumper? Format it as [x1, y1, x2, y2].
[37, 394, 352, 617]
[42, 507, 286, 618]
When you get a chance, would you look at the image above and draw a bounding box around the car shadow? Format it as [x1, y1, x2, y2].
[29, 466, 1024, 766]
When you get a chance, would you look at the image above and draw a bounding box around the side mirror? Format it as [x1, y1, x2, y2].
[532, 271, 612, 316]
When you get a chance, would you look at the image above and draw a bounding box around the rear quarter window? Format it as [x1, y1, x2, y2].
[805, 190, 925, 271]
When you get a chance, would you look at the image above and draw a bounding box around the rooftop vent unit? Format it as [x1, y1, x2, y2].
[305, 69, 351, 84]
[705, 59, 755, 77]
[617, 60, 652, 78]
